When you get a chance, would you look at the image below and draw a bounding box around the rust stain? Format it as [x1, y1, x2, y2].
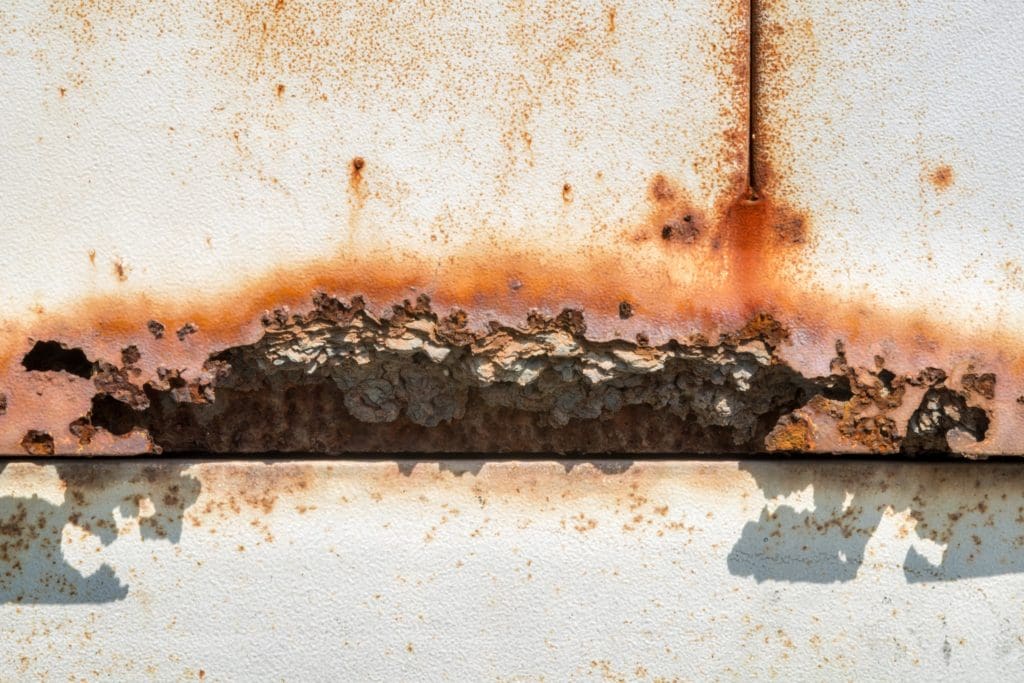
[3, 0, 1020, 455]
[112, 258, 129, 283]
[928, 164, 954, 191]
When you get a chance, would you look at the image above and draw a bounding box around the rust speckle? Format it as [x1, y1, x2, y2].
[112, 258, 129, 282]
[147, 320, 165, 340]
[929, 164, 954, 191]
[176, 323, 198, 341]
[20, 430, 55, 456]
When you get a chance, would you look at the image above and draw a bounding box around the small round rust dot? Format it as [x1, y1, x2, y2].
[352, 157, 365, 172]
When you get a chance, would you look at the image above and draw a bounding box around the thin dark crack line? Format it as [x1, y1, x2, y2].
[747, 0, 760, 198]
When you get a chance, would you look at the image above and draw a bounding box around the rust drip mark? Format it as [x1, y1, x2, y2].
[349, 156, 367, 200]
[720, 194, 808, 304]
[347, 156, 369, 237]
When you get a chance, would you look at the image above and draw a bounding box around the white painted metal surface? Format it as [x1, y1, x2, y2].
[759, 0, 1024, 333]
[3, 459, 1023, 680]
[0, 0, 745, 320]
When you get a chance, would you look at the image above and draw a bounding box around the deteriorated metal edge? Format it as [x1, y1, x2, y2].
[3, 458, 1024, 679]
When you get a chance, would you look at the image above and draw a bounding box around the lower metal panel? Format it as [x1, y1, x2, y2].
[2, 459, 1022, 679]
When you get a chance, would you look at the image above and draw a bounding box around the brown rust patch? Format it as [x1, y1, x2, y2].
[112, 258, 129, 283]
[20, 431, 54, 456]
[962, 372, 996, 400]
[646, 174, 706, 246]
[928, 164, 954, 191]
[764, 413, 814, 451]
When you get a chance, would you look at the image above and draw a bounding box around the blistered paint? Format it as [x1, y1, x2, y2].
[2, 458, 1024, 678]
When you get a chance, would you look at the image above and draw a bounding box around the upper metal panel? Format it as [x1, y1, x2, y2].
[754, 0, 1024, 453]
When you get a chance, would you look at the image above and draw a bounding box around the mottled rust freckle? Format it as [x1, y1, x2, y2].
[930, 164, 954, 191]
[618, 301, 633, 319]
[112, 258, 128, 282]
[147, 320, 165, 339]
[176, 323, 198, 341]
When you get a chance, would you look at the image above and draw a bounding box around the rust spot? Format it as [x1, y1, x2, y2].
[147, 320, 166, 340]
[112, 258, 129, 282]
[176, 323, 198, 341]
[618, 301, 633, 319]
[765, 414, 814, 451]
[87, 249, 96, 265]
[962, 372, 996, 400]
[646, 174, 705, 245]
[929, 164, 954, 191]
[57, 87, 67, 97]
[606, 6, 616, 33]
[20, 430, 54, 456]
[275, 82, 286, 98]
[661, 216, 699, 243]
[562, 183, 573, 203]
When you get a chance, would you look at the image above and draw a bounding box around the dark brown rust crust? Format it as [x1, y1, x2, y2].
[37, 296, 993, 456]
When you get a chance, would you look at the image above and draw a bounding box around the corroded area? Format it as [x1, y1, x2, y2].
[5, 296, 988, 455]
[1, 1, 1023, 454]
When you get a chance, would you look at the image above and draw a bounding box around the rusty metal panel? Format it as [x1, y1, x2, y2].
[0, 0, 761, 455]
[0, 0, 1021, 454]
[3, 458, 1024, 678]
[753, 0, 1024, 454]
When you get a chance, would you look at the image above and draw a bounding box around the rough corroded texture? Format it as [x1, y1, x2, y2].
[1, 1, 1023, 454]
[28, 297, 987, 455]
